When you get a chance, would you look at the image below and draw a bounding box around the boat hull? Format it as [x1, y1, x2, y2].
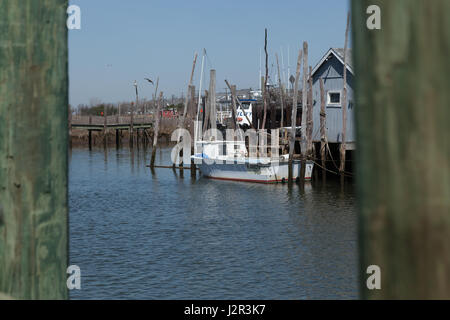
[195, 158, 314, 183]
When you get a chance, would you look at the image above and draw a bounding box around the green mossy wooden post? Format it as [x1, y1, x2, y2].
[352, 0, 450, 299]
[0, 0, 68, 299]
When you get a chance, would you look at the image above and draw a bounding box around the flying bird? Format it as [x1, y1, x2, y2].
[144, 78, 154, 84]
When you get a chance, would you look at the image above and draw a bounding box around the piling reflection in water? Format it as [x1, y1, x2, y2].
[69, 145, 357, 299]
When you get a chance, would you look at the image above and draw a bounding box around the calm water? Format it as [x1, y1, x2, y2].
[69, 146, 358, 299]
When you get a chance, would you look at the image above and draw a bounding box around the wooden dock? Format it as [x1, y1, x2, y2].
[71, 115, 154, 131]
[70, 115, 178, 148]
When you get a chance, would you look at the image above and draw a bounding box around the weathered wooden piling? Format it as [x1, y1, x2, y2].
[0, 0, 68, 299]
[88, 116, 92, 149]
[103, 104, 107, 146]
[319, 78, 327, 181]
[224, 81, 243, 142]
[299, 41, 308, 184]
[340, 12, 350, 176]
[174, 54, 197, 168]
[225, 80, 254, 131]
[307, 66, 314, 158]
[183, 54, 198, 121]
[150, 92, 163, 168]
[188, 85, 196, 120]
[153, 77, 160, 109]
[202, 90, 210, 133]
[88, 130, 92, 150]
[260, 76, 265, 107]
[130, 102, 135, 147]
[189, 85, 197, 178]
[131, 82, 139, 147]
[262, 29, 269, 130]
[276, 53, 285, 128]
[288, 49, 303, 183]
[209, 69, 217, 134]
[352, 0, 450, 299]
[136, 128, 140, 149]
[180, 84, 196, 174]
[230, 85, 238, 130]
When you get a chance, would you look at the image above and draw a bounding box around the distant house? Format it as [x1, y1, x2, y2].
[311, 48, 355, 149]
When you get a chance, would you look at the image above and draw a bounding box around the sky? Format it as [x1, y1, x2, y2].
[69, 0, 350, 107]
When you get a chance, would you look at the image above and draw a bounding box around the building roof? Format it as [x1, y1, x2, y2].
[311, 48, 353, 77]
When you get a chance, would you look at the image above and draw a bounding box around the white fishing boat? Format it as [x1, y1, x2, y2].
[191, 140, 313, 183]
[190, 50, 313, 184]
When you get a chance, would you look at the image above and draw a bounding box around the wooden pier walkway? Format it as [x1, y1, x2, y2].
[70, 115, 178, 148]
[70, 115, 154, 131]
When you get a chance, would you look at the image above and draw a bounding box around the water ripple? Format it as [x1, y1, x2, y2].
[69, 146, 357, 299]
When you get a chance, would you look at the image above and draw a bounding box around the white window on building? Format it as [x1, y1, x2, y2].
[327, 91, 341, 106]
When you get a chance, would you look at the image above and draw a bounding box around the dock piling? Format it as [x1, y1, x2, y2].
[276, 53, 285, 128]
[209, 70, 217, 133]
[353, 0, 450, 299]
[150, 92, 163, 168]
[0, 0, 68, 299]
[319, 78, 327, 182]
[299, 41, 308, 184]
[288, 48, 303, 184]
[339, 12, 350, 179]
[88, 130, 92, 150]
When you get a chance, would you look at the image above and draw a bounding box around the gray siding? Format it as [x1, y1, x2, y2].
[311, 54, 354, 143]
